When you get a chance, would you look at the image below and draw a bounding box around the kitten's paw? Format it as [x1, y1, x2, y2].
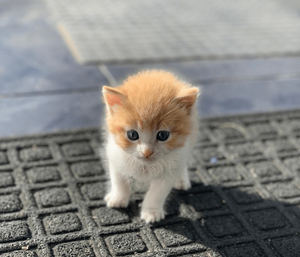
[104, 192, 129, 208]
[141, 208, 165, 223]
[174, 178, 191, 191]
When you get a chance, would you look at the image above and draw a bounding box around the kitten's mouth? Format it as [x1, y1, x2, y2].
[137, 156, 155, 162]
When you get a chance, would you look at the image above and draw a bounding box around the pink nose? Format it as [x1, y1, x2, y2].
[143, 149, 153, 159]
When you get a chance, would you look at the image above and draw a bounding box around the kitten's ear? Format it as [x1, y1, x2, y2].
[102, 86, 126, 114]
[174, 87, 200, 114]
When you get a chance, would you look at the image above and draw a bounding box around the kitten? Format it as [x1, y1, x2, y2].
[102, 70, 199, 223]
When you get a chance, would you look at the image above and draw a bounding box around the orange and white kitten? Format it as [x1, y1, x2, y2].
[102, 70, 199, 223]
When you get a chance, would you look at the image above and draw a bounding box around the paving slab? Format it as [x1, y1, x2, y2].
[105, 57, 300, 85]
[0, 110, 300, 256]
[0, 0, 108, 96]
[198, 78, 300, 117]
[105, 60, 300, 117]
[4, 77, 300, 137]
[0, 91, 102, 137]
[45, 0, 300, 64]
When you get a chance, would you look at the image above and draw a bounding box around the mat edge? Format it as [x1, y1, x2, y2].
[1, 108, 300, 142]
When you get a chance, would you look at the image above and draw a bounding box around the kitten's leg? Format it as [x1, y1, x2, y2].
[105, 162, 130, 208]
[141, 178, 172, 223]
[174, 166, 191, 191]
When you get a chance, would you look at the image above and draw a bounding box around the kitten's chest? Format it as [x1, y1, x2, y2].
[125, 162, 155, 180]
[123, 157, 168, 183]
[128, 175, 149, 193]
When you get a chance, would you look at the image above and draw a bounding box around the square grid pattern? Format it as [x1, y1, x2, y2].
[45, 0, 300, 64]
[1, 110, 300, 256]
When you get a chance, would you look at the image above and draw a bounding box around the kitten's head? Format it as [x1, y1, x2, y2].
[102, 70, 199, 162]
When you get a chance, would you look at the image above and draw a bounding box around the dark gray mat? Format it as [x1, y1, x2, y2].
[45, 0, 300, 64]
[1, 110, 300, 256]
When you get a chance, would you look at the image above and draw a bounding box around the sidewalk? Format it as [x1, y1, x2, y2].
[1, 0, 300, 256]
[2, 0, 300, 136]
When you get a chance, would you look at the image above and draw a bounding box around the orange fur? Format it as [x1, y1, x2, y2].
[102, 70, 199, 150]
[143, 149, 153, 158]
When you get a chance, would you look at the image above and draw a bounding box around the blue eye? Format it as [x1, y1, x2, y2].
[127, 130, 139, 141]
[157, 130, 170, 141]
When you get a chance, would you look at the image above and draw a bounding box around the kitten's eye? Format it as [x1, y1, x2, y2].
[127, 129, 139, 141]
[157, 130, 170, 141]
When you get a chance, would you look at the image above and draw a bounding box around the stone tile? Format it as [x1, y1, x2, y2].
[0, 92, 102, 137]
[0, 0, 107, 95]
[199, 79, 300, 117]
[106, 63, 300, 119]
[45, 0, 300, 63]
[0, 0, 106, 138]
[106, 58, 300, 85]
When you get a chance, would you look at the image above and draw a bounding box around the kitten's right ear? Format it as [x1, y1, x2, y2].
[173, 87, 200, 114]
[102, 86, 126, 114]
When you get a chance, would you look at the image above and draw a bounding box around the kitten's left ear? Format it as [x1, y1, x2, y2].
[174, 87, 200, 114]
[102, 86, 127, 114]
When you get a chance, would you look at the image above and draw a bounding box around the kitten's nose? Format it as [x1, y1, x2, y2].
[143, 149, 153, 159]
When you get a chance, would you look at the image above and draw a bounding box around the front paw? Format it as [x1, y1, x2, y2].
[141, 208, 165, 223]
[104, 192, 129, 208]
[174, 178, 191, 191]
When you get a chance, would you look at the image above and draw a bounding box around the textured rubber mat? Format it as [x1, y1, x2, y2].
[45, 0, 300, 64]
[1, 110, 300, 256]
